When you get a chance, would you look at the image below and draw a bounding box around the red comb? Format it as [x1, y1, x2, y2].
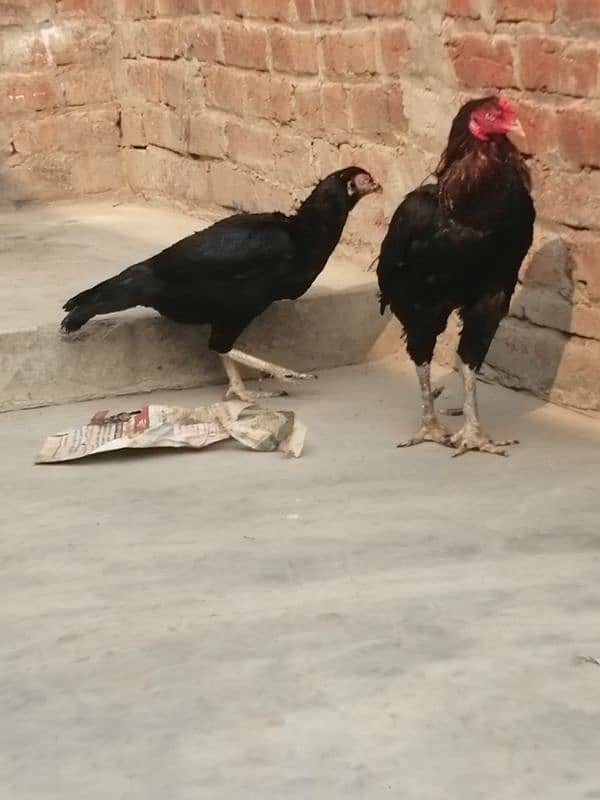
[497, 97, 514, 113]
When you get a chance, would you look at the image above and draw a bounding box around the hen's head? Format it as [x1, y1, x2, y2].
[315, 167, 381, 209]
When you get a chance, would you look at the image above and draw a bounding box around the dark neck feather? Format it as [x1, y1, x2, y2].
[435, 134, 531, 224]
[290, 186, 351, 264]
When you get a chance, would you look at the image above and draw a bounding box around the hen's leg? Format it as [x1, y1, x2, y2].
[221, 349, 316, 402]
[227, 349, 315, 383]
[450, 295, 518, 457]
[397, 361, 452, 448]
[221, 355, 289, 401]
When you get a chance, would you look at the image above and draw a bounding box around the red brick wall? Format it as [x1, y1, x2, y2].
[116, 0, 412, 253]
[1, 0, 121, 201]
[115, 0, 600, 409]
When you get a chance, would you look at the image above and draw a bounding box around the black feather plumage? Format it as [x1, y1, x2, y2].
[377, 97, 535, 372]
[62, 167, 378, 354]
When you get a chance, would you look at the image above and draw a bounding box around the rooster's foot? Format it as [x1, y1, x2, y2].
[397, 419, 452, 449]
[450, 426, 519, 458]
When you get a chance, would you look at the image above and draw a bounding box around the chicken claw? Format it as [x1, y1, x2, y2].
[225, 387, 289, 402]
[450, 426, 519, 458]
[397, 419, 452, 449]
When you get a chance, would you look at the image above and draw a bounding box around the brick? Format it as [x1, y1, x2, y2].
[519, 37, 598, 98]
[294, 84, 323, 130]
[496, 0, 555, 21]
[275, 130, 313, 186]
[513, 100, 557, 157]
[322, 83, 348, 129]
[245, 72, 293, 123]
[59, 0, 108, 14]
[209, 160, 294, 213]
[295, 0, 346, 21]
[120, 107, 146, 145]
[312, 138, 340, 176]
[46, 26, 79, 66]
[221, 21, 268, 71]
[448, 33, 515, 88]
[125, 59, 161, 103]
[71, 152, 123, 193]
[322, 30, 377, 78]
[143, 105, 187, 152]
[155, 0, 202, 13]
[380, 22, 410, 75]
[116, 0, 155, 18]
[570, 233, 600, 303]
[1, 0, 54, 25]
[533, 163, 600, 230]
[270, 27, 318, 75]
[350, 83, 406, 132]
[445, 0, 477, 16]
[181, 18, 219, 61]
[563, 0, 600, 20]
[351, 0, 403, 15]
[244, 0, 291, 19]
[0, 31, 50, 70]
[557, 107, 600, 168]
[125, 145, 210, 204]
[227, 121, 275, 172]
[209, 161, 253, 209]
[520, 235, 572, 290]
[205, 64, 245, 114]
[0, 72, 59, 114]
[206, 0, 244, 14]
[159, 60, 188, 107]
[13, 108, 119, 154]
[189, 112, 226, 158]
[62, 66, 114, 105]
[140, 19, 182, 58]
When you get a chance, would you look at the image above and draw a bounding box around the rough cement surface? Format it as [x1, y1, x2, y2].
[0, 200, 391, 411]
[2, 359, 600, 799]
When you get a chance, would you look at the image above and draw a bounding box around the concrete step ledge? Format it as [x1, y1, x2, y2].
[0, 285, 395, 412]
[0, 199, 396, 412]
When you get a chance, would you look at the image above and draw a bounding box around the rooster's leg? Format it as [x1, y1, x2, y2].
[450, 359, 518, 457]
[397, 362, 452, 448]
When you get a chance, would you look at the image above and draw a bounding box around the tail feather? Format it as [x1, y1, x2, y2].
[61, 261, 154, 333]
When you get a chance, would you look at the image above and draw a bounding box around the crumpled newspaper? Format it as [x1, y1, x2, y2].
[35, 401, 306, 463]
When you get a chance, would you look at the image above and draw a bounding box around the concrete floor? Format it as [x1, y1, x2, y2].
[2, 358, 600, 799]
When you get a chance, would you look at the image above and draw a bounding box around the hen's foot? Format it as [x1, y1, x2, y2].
[259, 367, 316, 383]
[226, 349, 316, 383]
[225, 386, 288, 402]
[397, 418, 452, 449]
[450, 426, 519, 458]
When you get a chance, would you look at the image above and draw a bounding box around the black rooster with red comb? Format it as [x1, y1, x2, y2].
[377, 96, 535, 456]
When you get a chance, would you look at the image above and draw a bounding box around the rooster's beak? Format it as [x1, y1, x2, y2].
[510, 118, 526, 139]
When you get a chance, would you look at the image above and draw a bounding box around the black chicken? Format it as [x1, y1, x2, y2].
[377, 96, 535, 456]
[62, 167, 380, 401]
